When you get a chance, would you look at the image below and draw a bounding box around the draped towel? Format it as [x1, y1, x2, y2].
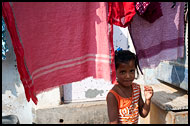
[128, 2, 185, 69]
[2, 2, 111, 104]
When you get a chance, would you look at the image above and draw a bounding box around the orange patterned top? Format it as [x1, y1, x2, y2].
[109, 83, 140, 124]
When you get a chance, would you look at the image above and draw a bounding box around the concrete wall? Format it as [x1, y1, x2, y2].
[63, 77, 113, 103]
[35, 101, 109, 124]
[2, 28, 33, 124]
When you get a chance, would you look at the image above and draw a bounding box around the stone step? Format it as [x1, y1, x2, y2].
[34, 100, 109, 124]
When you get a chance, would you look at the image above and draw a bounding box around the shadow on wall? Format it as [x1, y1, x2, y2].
[85, 89, 104, 98]
[2, 29, 22, 97]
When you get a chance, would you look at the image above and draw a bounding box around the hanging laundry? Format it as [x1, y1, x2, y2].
[2, 17, 9, 60]
[137, 2, 163, 23]
[128, 2, 185, 70]
[135, 2, 150, 15]
[108, 2, 136, 28]
[2, 2, 111, 104]
[108, 2, 136, 84]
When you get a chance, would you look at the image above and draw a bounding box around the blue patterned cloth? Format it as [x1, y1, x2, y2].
[2, 17, 9, 60]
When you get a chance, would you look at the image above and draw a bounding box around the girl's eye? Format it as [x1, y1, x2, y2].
[130, 70, 135, 73]
[120, 71, 126, 74]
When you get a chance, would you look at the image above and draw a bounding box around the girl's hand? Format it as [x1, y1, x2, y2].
[144, 86, 154, 100]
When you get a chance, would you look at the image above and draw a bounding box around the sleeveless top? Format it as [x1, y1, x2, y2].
[109, 83, 140, 124]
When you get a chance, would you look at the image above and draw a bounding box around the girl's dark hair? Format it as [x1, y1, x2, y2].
[115, 50, 140, 79]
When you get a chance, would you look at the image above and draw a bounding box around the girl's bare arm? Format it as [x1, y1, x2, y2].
[107, 92, 119, 124]
[138, 86, 153, 118]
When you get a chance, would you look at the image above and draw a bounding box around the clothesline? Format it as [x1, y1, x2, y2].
[2, 2, 185, 104]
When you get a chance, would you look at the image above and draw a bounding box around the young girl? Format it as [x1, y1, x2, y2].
[106, 49, 154, 124]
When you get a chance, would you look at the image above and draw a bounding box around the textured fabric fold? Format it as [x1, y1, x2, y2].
[2, 2, 37, 104]
[109, 24, 117, 84]
[108, 2, 136, 28]
[138, 2, 163, 23]
[128, 2, 185, 69]
[3, 2, 111, 104]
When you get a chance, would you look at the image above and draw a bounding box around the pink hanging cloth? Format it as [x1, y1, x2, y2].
[128, 2, 185, 69]
[2, 2, 36, 103]
[2, 2, 111, 104]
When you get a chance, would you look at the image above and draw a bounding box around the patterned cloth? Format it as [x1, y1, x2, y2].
[2, 17, 9, 60]
[135, 2, 150, 15]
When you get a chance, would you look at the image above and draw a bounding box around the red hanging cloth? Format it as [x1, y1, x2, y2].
[108, 2, 136, 84]
[108, 2, 136, 28]
[2, 2, 37, 104]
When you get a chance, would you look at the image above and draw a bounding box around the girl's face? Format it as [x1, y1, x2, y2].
[116, 60, 136, 87]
